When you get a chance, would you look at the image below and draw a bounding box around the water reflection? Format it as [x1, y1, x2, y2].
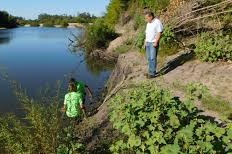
[0, 29, 13, 44]
[85, 56, 115, 76]
[0, 27, 113, 114]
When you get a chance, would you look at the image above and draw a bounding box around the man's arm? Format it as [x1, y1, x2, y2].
[85, 85, 93, 98]
[153, 32, 162, 47]
[61, 104, 67, 112]
[80, 103, 87, 118]
[153, 20, 163, 47]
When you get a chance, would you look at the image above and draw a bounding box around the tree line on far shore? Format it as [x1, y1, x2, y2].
[0, 11, 18, 28]
[0, 10, 97, 28]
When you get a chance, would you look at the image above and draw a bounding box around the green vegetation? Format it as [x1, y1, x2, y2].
[139, 0, 170, 11]
[0, 11, 18, 28]
[0, 82, 85, 154]
[109, 82, 232, 153]
[115, 39, 133, 54]
[84, 18, 118, 53]
[195, 32, 232, 62]
[104, 0, 129, 28]
[18, 12, 96, 27]
[186, 82, 232, 120]
[80, 0, 171, 53]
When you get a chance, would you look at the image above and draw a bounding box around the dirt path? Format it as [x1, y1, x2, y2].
[98, 50, 232, 121]
[80, 50, 232, 151]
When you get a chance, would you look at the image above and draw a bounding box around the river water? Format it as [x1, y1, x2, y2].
[0, 27, 113, 115]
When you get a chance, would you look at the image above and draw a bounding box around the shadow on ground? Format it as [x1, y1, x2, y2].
[158, 50, 195, 75]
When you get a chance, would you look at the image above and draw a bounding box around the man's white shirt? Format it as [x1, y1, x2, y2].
[145, 18, 163, 43]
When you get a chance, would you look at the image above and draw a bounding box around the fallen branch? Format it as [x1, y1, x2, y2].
[97, 75, 126, 111]
[174, 9, 232, 29]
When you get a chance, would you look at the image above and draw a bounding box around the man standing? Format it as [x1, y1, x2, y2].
[144, 12, 163, 78]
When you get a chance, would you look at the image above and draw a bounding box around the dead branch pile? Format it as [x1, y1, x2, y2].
[162, 0, 232, 34]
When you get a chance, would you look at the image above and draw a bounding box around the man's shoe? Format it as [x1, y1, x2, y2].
[145, 73, 158, 79]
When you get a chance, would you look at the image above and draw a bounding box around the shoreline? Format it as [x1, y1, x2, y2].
[0, 27, 6, 30]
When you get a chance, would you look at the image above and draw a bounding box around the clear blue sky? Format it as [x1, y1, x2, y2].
[0, 0, 110, 19]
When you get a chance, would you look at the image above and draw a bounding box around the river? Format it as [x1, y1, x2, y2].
[0, 27, 113, 115]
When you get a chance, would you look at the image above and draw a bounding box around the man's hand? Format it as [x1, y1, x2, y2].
[61, 107, 66, 113]
[143, 42, 146, 49]
[153, 41, 158, 47]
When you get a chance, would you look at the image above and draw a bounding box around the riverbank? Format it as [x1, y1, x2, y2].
[0, 27, 6, 30]
[72, 0, 232, 150]
[76, 47, 232, 150]
[22, 23, 87, 28]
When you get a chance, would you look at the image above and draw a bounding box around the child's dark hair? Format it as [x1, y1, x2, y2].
[68, 82, 77, 92]
[69, 78, 76, 84]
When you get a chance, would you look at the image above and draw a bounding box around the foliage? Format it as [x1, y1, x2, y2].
[115, 39, 133, 54]
[0, 11, 18, 28]
[109, 83, 232, 153]
[57, 126, 85, 154]
[84, 18, 118, 53]
[186, 82, 232, 119]
[135, 29, 146, 52]
[139, 0, 170, 12]
[134, 14, 146, 30]
[104, 0, 130, 28]
[17, 12, 96, 27]
[195, 32, 232, 62]
[185, 82, 209, 100]
[160, 26, 175, 45]
[0, 81, 86, 154]
[158, 26, 181, 57]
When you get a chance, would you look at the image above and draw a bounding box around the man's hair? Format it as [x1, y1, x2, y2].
[68, 82, 77, 92]
[69, 78, 76, 84]
[145, 11, 155, 18]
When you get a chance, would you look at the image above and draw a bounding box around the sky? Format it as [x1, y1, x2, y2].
[0, 0, 110, 19]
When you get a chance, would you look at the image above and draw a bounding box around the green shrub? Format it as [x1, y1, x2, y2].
[158, 26, 180, 57]
[115, 39, 133, 54]
[186, 82, 209, 100]
[139, 0, 170, 12]
[104, 0, 129, 28]
[43, 21, 54, 27]
[135, 29, 146, 52]
[84, 18, 118, 53]
[0, 82, 86, 154]
[195, 32, 232, 62]
[61, 21, 69, 27]
[109, 83, 232, 153]
[134, 14, 146, 30]
[186, 82, 232, 119]
[160, 26, 175, 45]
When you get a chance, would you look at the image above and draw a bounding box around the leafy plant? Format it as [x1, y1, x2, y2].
[139, 0, 170, 11]
[0, 81, 86, 154]
[134, 14, 145, 30]
[109, 82, 232, 153]
[160, 26, 175, 45]
[185, 82, 232, 119]
[195, 32, 232, 62]
[104, 0, 129, 28]
[84, 18, 118, 53]
[135, 29, 146, 52]
[185, 82, 209, 100]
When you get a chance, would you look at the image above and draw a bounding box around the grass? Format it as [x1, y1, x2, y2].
[115, 39, 134, 54]
[202, 96, 232, 120]
[172, 81, 232, 120]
